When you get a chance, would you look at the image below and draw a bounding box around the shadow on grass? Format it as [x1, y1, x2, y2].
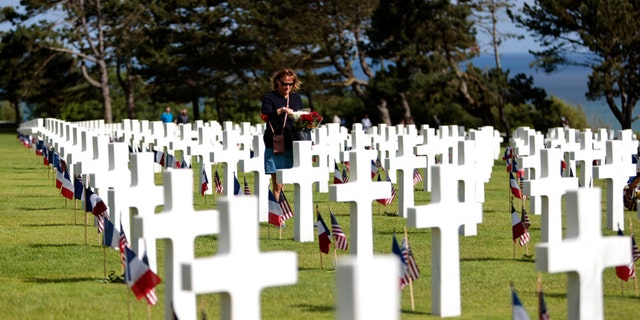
[461, 256, 535, 263]
[17, 206, 63, 210]
[401, 309, 430, 316]
[13, 191, 60, 197]
[377, 229, 425, 236]
[23, 223, 81, 227]
[24, 276, 98, 283]
[291, 303, 334, 313]
[298, 266, 337, 272]
[28, 243, 86, 248]
[544, 291, 569, 299]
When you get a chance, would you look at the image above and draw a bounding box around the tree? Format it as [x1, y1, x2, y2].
[367, 0, 479, 126]
[17, 0, 117, 123]
[472, 0, 521, 69]
[0, 21, 88, 122]
[470, 0, 521, 138]
[511, 0, 640, 129]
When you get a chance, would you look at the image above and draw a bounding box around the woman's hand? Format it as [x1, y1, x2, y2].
[279, 106, 294, 115]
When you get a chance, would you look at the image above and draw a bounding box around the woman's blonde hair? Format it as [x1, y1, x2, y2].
[270, 68, 302, 91]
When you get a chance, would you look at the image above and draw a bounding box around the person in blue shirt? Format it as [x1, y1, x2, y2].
[161, 107, 174, 123]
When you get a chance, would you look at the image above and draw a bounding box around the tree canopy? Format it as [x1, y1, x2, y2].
[0, 0, 587, 136]
[511, 0, 640, 129]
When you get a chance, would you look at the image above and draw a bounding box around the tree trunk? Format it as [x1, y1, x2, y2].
[497, 97, 511, 142]
[490, 0, 502, 70]
[215, 96, 224, 122]
[399, 92, 412, 124]
[376, 99, 391, 126]
[98, 60, 113, 123]
[125, 75, 135, 120]
[12, 98, 21, 124]
[605, 93, 632, 129]
[117, 61, 137, 119]
[191, 97, 200, 121]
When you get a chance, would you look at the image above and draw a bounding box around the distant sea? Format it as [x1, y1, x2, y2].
[471, 53, 635, 132]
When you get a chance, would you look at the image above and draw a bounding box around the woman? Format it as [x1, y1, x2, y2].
[261, 68, 303, 202]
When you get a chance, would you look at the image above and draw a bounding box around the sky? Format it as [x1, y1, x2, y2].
[478, 0, 541, 54]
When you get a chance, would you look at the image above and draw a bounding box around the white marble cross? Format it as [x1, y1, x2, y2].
[278, 141, 328, 242]
[181, 196, 298, 320]
[336, 256, 399, 320]
[593, 140, 635, 231]
[188, 126, 222, 195]
[414, 125, 446, 193]
[131, 169, 219, 320]
[77, 134, 110, 184]
[536, 188, 630, 320]
[385, 135, 426, 218]
[376, 126, 400, 183]
[106, 142, 131, 216]
[560, 128, 581, 177]
[518, 132, 544, 214]
[617, 129, 638, 161]
[126, 152, 164, 273]
[89, 142, 130, 234]
[308, 130, 331, 194]
[523, 148, 578, 243]
[342, 123, 371, 156]
[568, 130, 603, 188]
[407, 164, 483, 317]
[330, 149, 391, 258]
[210, 130, 247, 196]
[456, 140, 484, 236]
[238, 135, 270, 222]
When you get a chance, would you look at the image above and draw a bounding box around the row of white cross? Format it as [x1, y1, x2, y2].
[16, 117, 636, 319]
[512, 126, 637, 319]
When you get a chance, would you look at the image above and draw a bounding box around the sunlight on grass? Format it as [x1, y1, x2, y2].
[1, 133, 639, 319]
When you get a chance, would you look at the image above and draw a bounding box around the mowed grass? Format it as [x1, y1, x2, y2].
[1, 132, 640, 319]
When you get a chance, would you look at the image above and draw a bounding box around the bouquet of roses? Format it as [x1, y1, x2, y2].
[292, 111, 323, 130]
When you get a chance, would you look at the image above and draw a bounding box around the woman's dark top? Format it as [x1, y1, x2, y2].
[261, 91, 303, 149]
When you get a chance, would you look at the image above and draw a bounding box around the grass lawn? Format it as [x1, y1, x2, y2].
[1, 132, 639, 319]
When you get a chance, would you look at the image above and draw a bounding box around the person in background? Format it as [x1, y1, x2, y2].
[333, 113, 341, 124]
[361, 113, 372, 132]
[431, 114, 441, 130]
[161, 107, 173, 123]
[261, 68, 303, 202]
[176, 108, 190, 124]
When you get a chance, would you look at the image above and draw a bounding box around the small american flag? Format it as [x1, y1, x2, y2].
[401, 238, 420, 283]
[330, 211, 348, 250]
[96, 216, 105, 234]
[386, 187, 397, 206]
[412, 168, 423, 185]
[341, 168, 348, 183]
[370, 160, 378, 178]
[279, 191, 294, 221]
[633, 235, 640, 261]
[375, 174, 396, 206]
[385, 175, 397, 206]
[334, 162, 344, 184]
[518, 229, 530, 246]
[243, 175, 251, 195]
[118, 220, 129, 268]
[518, 209, 530, 246]
[522, 208, 531, 229]
[214, 169, 224, 194]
